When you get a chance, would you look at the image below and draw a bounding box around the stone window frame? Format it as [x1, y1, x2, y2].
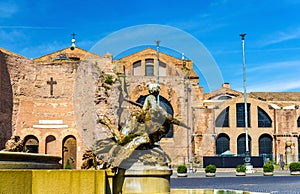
[215, 107, 229, 127]
[217, 95, 232, 100]
[237, 133, 252, 156]
[257, 107, 272, 128]
[236, 103, 251, 128]
[24, 135, 39, 153]
[145, 58, 154, 76]
[133, 60, 142, 76]
[258, 134, 273, 161]
[216, 133, 230, 155]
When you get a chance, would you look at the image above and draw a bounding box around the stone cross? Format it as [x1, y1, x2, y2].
[47, 77, 57, 96]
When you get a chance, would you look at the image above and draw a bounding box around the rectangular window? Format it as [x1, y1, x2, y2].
[236, 103, 251, 127]
[159, 61, 167, 76]
[133, 61, 141, 76]
[145, 65, 154, 76]
[145, 59, 154, 76]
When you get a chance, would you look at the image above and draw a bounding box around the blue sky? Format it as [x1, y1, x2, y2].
[1, 0, 300, 92]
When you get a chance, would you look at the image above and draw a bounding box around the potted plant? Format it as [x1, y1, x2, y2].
[236, 164, 246, 176]
[177, 164, 188, 177]
[289, 162, 300, 175]
[263, 161, 274, 176]
[64, 159, 71, 169]
[205, 164, 216, 177]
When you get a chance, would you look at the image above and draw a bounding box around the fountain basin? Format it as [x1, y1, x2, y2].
[0, 169, 171, 194]
[0, 151, 61, 169]
[118, 168, 172, 194]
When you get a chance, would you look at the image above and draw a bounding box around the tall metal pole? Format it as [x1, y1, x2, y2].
[240, 33, 251, 165]
[156, 40, 161, 105]
[181, 54, 193, 172]
[187, 79, 193, 172]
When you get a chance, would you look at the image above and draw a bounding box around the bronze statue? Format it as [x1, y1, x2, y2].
[83, 83, 188, 169]
[2, 135, 24, 152]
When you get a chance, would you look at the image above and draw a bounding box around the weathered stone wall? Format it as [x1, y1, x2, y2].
[0, 51, 13, 149]
[74, 57, 120, 150]
[4, 45, 300, 169]
[1, 51, 116, 168]
[193, 108, 215, 164]
[274, 108, 299, 163]
[13, 61, 79, 129]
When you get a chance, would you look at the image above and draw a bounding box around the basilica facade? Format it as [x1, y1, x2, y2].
[1, 44, 300, 169]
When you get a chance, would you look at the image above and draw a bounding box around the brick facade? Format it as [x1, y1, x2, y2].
[1, 46, 300, 169]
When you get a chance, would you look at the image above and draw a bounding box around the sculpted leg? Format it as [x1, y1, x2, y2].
[111, 134, 150, 167]
[98, 115, 124, 141]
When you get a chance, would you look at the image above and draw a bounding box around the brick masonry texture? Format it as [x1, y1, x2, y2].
[1, 47, 300, 168]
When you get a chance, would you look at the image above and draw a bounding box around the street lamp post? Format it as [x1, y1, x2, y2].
[240, 33, 252, 171]
[186, 76, 193, 172]
[156, 40, 161, 105]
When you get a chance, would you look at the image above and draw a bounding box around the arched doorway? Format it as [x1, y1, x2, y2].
[237, 133, 252, 156]
[216, 133, 230, 155]
[45, 135, 56, 155]
[259, 134, 273, 161]
[62, 135, 77, 169]
[136, 95, 174, 138]
[24, 135, 39, 153]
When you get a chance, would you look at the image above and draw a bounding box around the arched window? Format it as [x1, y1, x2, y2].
[236, 103, 251, 127]
[145, 58, 154, 76]
[24, 135, 39, 153]
[218, 96, 232, 100]
[45, 135, 56, 155]
[216, 107, 229, 127]
[137, 95, 174, 138]
[237, 133, 251, 156]
[133, 60, 142, 76]
[259, 134, 273, 161]
[258, 107, 272, 127]
[297, 117, 300, 128]
[216, 133, 230, 155]
[62, 135, 77, 169]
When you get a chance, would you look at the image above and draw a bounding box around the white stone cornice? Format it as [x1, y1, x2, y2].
[33, 124, 68, 129]
[33, 120, 68, 129]
[269, 103, 281, 109]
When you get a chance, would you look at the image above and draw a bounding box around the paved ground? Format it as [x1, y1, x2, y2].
[170, 169, 300, 193]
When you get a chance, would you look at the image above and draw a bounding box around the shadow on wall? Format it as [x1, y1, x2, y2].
[0, 51, 13, 149]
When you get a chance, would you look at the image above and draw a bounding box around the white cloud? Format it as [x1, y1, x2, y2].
[0, 29, 26, 42]
[261, 28, 300, 46]
[231, 58, 300, 92]
[247, 60, 300, 73]
[0, 2, 18, 18]
[247, 80, 300, 92]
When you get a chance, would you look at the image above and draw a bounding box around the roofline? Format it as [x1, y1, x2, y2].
[0, 48, 27, 59]
[33, 46, 101, 61]
[116, 47, 190, 61]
